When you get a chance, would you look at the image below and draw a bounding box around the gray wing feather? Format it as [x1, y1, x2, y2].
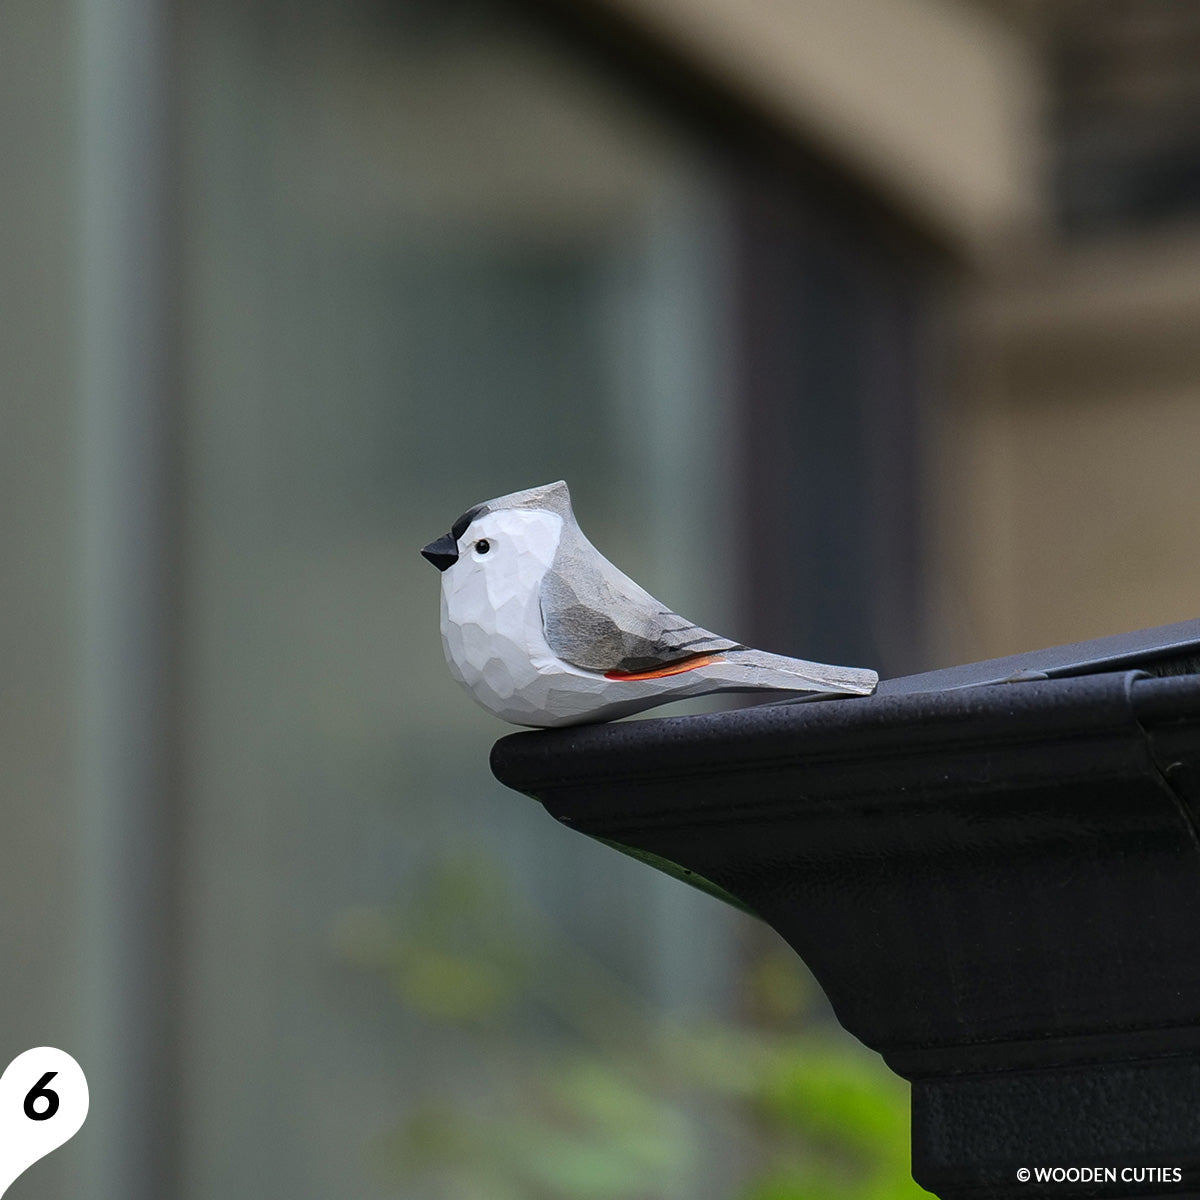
[540, 524, 737, 674]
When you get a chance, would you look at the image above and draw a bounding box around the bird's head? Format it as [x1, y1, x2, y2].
[421, 480, 572, 579]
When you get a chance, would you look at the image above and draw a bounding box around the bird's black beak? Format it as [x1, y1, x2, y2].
[421, 533, 459, 572]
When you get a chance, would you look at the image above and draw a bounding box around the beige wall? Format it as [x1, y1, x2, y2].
[584, 0, 1044, 257]
[935, 231, 1200, 664]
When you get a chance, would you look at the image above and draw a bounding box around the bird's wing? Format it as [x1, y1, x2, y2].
[539, 525, 738, 674]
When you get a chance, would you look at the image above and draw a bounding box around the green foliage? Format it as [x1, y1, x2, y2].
[332, 855, 931, 1200]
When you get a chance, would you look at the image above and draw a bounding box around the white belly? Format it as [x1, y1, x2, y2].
[440, 583, 719, 727]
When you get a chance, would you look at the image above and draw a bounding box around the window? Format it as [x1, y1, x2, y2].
[71, 0, 937, 1195]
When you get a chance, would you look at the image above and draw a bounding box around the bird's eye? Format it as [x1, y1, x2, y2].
[474, 539, 491, 555]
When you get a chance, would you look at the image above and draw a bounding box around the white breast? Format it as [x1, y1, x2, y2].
[439, 509, 565, 719]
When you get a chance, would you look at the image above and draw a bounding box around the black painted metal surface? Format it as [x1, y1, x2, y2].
[490, 622, 1200, 1199]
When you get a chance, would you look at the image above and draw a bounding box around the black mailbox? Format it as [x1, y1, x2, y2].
[491, 618, 1200, 1199]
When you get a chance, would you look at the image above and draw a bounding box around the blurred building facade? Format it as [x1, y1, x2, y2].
[948, 1, 1200, 662]
[4, 0, 1200, 1197]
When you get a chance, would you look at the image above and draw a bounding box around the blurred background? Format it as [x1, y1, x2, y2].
[4, 0, 1200, 1196]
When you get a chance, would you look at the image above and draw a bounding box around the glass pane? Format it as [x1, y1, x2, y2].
[1053, 0, 1200, 232]
[178, 1, 740, 1196]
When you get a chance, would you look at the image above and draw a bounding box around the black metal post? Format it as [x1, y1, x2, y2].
[491, 621, 1200, 1199]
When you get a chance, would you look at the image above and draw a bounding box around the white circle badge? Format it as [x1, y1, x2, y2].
[0, 1048, 88, 1197]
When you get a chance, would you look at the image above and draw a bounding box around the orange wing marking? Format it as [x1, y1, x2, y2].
[604, 653, 726, 681]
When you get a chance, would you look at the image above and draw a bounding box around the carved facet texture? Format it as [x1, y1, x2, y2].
[429, 481, 877, 727]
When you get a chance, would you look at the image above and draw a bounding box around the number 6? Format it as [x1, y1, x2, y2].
[23, 1073, 60, 1121]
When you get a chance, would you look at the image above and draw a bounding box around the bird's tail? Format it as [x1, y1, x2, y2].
[722, 647, 878, 696]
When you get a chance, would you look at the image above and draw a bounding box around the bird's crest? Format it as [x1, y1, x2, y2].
[471, 480, 572, 523]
